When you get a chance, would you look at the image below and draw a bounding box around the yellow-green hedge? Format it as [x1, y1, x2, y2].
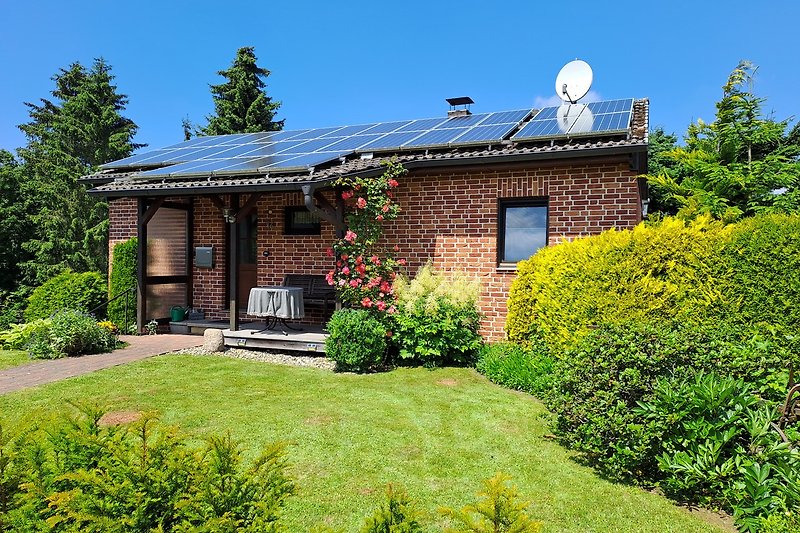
[506, 214, 800, 351]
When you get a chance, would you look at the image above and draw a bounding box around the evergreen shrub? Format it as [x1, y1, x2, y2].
[714, 214, 800, 333]
[24, 270, 107, 322]
[326, 309, 387, 372]
[108, 237, 138, 331]
[506, 216, 727, 351]
[393, 265, 483, 367]
[27, 309, 118, 359]
[0, 406, 294, 531]
[546, 320, 798, 482]
[506, 214, 800, 353]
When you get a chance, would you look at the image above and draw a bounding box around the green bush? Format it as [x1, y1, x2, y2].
[360, 485, 423, 533]
[637, 373, 800, 532]
[326, 309, 388, 372]
[24, 270, 107, 322]
[545, 320, 798, 482]
[393, 265, 483, 367]
[476, 341, 554, 397]
[507, 214, 800, 352]
[108, 238, 138, 331]
[714, 214, 800, 334]
[27, 309, 118, 359]
[439, 473, 542, 532]
[0, 319, 51, 350]
[0, 406, 294, 531]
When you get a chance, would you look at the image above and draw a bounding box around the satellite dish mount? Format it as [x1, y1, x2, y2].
[555, 59, 593, 104]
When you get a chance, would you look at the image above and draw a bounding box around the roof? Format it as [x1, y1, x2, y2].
[86, 99, 648, 198]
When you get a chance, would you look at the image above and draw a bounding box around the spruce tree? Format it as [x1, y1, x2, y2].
[16, 59, 142, 285]
[201, 47, 284, 135]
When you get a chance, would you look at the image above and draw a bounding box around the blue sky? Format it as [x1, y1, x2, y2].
[1, 1, 798, 153]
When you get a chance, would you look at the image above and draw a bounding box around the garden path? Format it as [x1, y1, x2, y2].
[0, 335, 203, 395]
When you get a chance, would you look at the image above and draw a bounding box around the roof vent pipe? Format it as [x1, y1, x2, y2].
[446, 96, 474, 117]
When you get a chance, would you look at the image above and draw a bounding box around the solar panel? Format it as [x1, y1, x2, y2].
[512, 99, 633, 141]
[360, 120, 413, 134]
[435, 113, 491, 128]
[139, 157, 264, 178]
[450, 123, 518, 145]
[319, 134, 383, 152]
[402, 127, 471, 148]
[101, 99, 634, 176]
[357, 131, 426, 151]
[481, 109, 532, 125]
[395, 117, 450, 132]
[259, 153, 341, 171]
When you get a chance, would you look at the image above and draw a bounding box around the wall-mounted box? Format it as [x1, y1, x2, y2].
[195, 246, 214, 268]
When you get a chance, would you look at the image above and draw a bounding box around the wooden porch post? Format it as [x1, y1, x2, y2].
[228, 194, 240, 331]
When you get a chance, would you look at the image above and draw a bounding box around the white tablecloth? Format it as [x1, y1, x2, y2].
[247, 287, 305, 319]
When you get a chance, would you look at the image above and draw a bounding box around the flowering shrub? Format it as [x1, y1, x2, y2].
[326, 161, 407, 312]
[393, 264, 483, 366]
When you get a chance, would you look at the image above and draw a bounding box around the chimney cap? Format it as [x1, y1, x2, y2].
[446, 96, 474, 107]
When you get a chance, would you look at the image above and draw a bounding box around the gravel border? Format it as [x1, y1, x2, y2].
[178, 346, 335, 371]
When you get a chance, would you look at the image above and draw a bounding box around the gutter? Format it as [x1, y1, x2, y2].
[89, 142, 647, 198]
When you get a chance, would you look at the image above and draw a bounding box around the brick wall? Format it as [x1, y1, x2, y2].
[106, 155, 641, 338]
[384, 157, 641, 339]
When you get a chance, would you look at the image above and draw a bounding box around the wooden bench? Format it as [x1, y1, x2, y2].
[282, 274, 337, 314]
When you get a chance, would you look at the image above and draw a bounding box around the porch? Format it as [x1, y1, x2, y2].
[168, 319, 329, 353]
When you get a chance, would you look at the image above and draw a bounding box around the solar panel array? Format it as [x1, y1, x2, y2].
[100, 99, 634, 179]
[512, 98, 633, 141]
[103, 109, 532, 179]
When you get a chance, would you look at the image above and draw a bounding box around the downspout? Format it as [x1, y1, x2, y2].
[302, 184, 346, 235]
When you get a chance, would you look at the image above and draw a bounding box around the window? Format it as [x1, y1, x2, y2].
[284, 206, 321, 235]
[498, 198, 548, 264]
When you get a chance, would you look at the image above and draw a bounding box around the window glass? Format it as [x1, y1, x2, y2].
[500, 201, 547, 263]
[285, 207, 321, 235]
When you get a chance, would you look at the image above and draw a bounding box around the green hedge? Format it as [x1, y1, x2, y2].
[507, 214, 800, 351]
[108, 238, 138, 330]
[24, 270, 107, 322]
[326, 309, 388, 372]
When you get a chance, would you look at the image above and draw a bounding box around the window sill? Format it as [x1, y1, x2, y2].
[496, 263, 519, 272]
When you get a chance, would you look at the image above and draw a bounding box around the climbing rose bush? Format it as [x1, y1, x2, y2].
[326, 161, 407, 312]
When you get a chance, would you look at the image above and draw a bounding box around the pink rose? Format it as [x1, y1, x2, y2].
[349, 279, 360, 288]
[376, 301, 387, 311]
[387, 178, 399, 188]
[342, 266, 350, 275]
[382, 203, 390, 213]
[341, 190, 354, 200]
[345, 230, 357, 243]
[376, 215, 384, 221]
[361, 297, 373, 308]
[357, 197, 367, 209]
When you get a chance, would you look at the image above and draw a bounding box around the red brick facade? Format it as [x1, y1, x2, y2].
[107, 155, 641, 340]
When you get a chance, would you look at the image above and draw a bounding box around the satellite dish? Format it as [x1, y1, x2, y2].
[555, 59, 593, 103]
[557, 103, 594, 134]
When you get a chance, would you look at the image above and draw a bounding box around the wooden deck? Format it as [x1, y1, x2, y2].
[168, 319, 329, 354]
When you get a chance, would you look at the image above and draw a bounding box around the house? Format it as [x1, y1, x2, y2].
[84, 97, 649, 343]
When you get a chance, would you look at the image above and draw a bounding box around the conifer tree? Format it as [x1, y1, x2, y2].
[16, 59, 142, 285]
[646, 61, 800, 221]
[201, 47, 284, 135]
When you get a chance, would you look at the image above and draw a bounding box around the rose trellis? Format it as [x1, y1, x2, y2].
[326, 161, 407, 313]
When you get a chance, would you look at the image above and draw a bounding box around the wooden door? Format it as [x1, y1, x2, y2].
[237, 213, 258, 305]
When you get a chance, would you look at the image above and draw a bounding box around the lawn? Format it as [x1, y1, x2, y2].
[0, 354, 728, 532]
[0, 349, 28, 370]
